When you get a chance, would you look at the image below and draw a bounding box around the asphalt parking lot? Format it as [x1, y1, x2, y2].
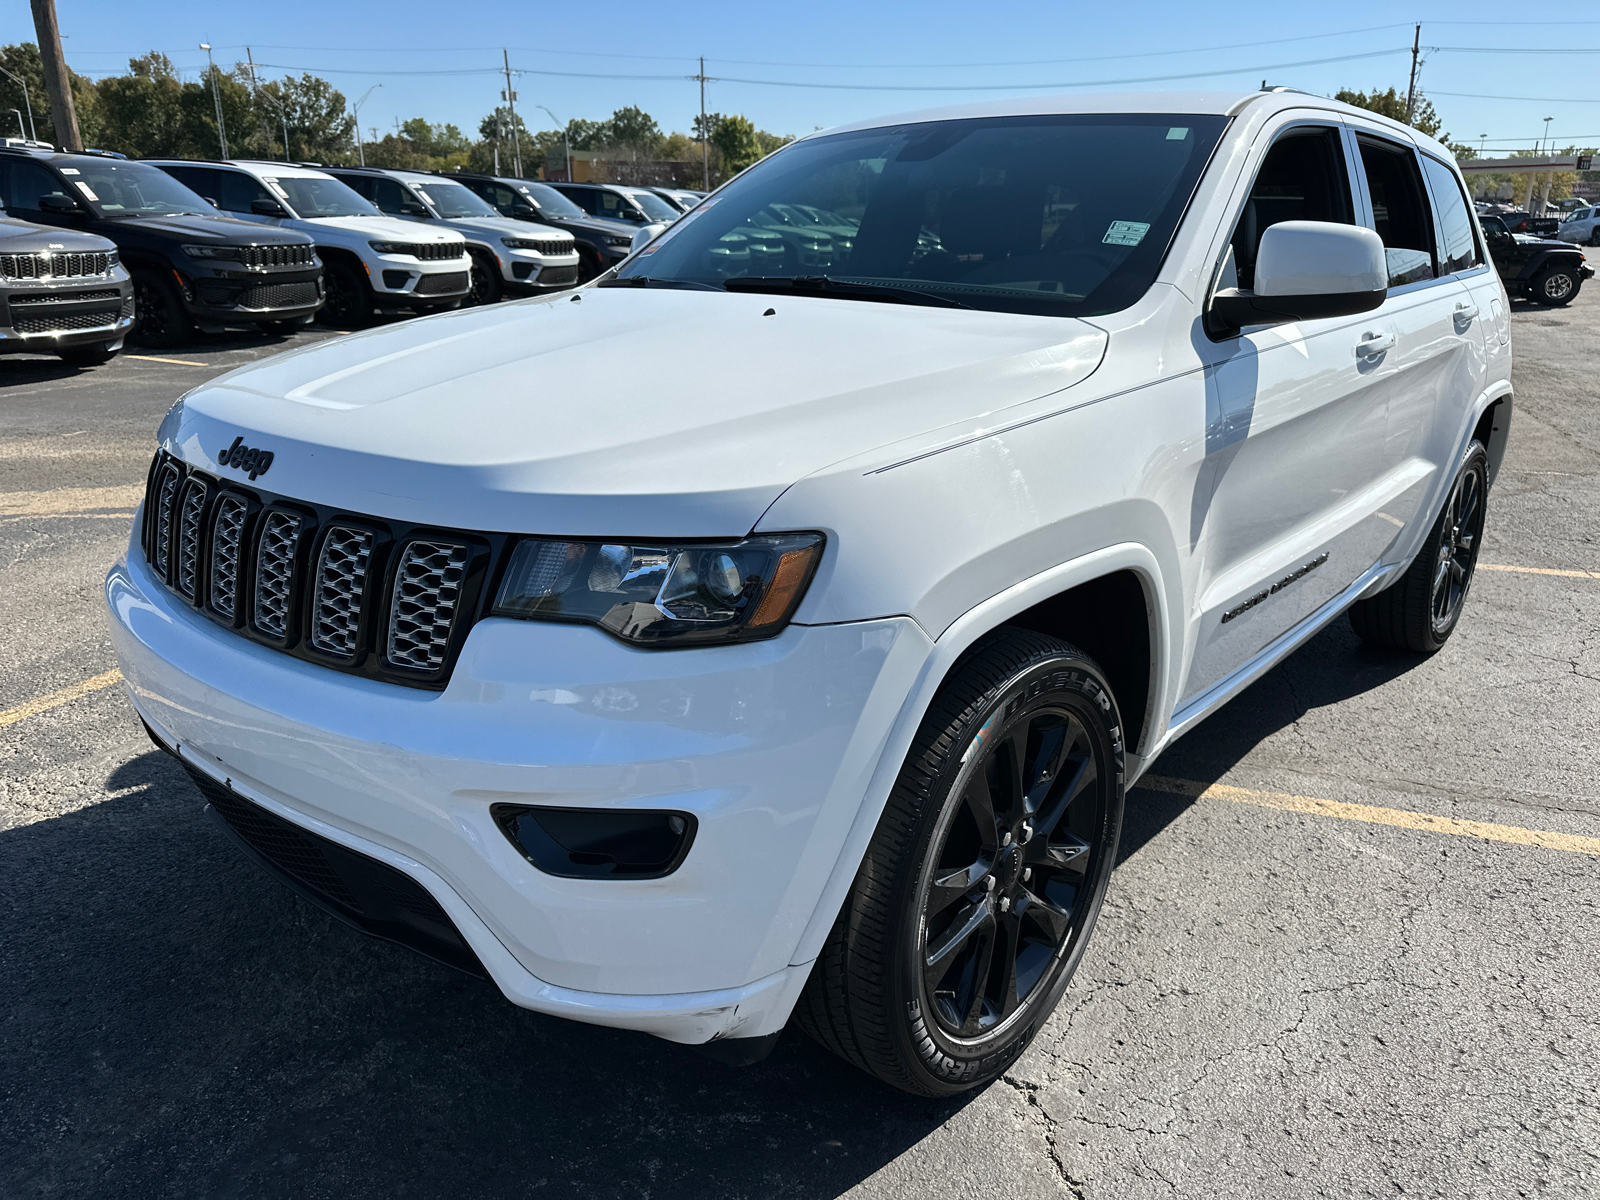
[3, 298, 1598, 1200]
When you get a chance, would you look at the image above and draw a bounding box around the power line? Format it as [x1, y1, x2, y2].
[1432, 90, 1600, 104]
[1434, 45, 1600, 53]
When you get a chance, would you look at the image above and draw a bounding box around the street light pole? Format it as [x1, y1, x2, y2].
[351, 84, 381, 166]
[536, 104, 568, 182]
[0, 66, 36, 140]
[1542, 116, 1553, 154]
[200, 43, 229, 158]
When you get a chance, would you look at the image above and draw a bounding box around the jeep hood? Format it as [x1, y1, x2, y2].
[168, 288, 1107, 537]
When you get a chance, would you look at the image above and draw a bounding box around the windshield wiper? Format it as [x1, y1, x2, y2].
[722, 275, 972, 309]
[596, 276, 722, 292]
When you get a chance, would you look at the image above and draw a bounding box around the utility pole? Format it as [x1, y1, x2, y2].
[28, 0, 80, 150]
[1404, 24, 1421, 126]
[502, 50, 521, 177]
[695, 56, 710, 189]
[0, 66, 37, 140]
[247, 47, 289, 160]
[200, 44, 229, 158]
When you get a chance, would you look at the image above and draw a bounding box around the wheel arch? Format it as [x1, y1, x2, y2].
[1472, 389, 1513, 489]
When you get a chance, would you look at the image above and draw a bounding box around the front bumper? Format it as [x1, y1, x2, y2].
[107, 531, 929, 1043]
[180, 265, 324, 325]
[0, 274, 134, 352]
[370, 253, 471, 306]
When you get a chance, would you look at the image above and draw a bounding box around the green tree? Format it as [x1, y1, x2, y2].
[1334, 86, 1446, 141]
[599, 105, 662, 154]
[711, 114, 761, 177]
[255, 73, 352, 163]
[0, 41, 101, 147]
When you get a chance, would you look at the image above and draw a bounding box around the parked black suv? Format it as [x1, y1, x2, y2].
[0, 148, 322, 347]
[447, 173, 638, 282]
[0, 215, 133, 364]
[1482, 214, 1593, 305]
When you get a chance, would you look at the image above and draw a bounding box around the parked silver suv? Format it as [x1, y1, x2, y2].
[327, 167, 580, 304]
[0, 215, 133, 365]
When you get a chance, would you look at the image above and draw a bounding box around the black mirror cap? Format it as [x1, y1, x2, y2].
[491, 803, 698, 880]
[1207, 285, 1386, 338]
[39, 194, 80, 214]
[250, 198, 287, 217]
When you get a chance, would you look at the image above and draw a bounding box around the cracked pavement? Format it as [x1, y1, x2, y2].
[3, 292, 1598, 1199]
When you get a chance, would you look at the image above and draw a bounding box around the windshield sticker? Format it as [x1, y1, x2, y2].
[60, 167, 80, 175]
[73, 181, 99, 201]
[1102, 220, 1150, 247]
[263, 178, 289, 198]
[413, 189, 431, 204]
[1166, 127, 1190, 141]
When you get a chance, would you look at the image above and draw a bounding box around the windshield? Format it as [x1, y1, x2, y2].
[624, 188, 681, 222]
[621, 113, 1228, 317]
[521, 182, 585, 219]
[412, 180, 499, 219]
[265, 174, 378, 219]
[72, 161, 213, 216]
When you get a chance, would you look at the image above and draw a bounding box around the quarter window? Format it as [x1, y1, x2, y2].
[1357, 138, 1437, 287]
[1421, 156, 1481, 274]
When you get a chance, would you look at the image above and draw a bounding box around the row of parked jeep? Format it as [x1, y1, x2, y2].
[0, 139, 702, 365]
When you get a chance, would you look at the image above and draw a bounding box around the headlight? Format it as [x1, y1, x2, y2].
[181, 244, 241, 260]
[492, 533, 823, 646]
[367, 241, 412, 255]
[604, 235, 633, 248]
[107, 249, 121, 268]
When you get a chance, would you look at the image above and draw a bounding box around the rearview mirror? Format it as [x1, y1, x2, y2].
[251, 198, 287, 217]
[631, 223, 668, 254]
[1209, 221, 1387, 335]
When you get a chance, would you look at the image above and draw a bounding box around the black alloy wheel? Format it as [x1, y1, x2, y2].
[576, 246, 604, 283]
[467, 251, 503, 306]
[1532, 263, 1579, 306]
[796, 630, 1124, 1096]
[319, 260, 371, 328]
[1349, 440, 1489, 654]
[132, 270, 191, 349]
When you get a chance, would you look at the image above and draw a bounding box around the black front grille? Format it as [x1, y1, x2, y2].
[13, 309, 120, 334]
[414, 271, 469, 296]
[237, 280, 320, 311]
[409, 242, 465, 262]
[185, 764, 486, 978]
[0, 250, 112, 280]
[521, 238, 575, 256]
[537, 264, 579, 286]
[242, 243, 317, 269]
[140, 451, 500, 690]
[8, 289, 121, 305]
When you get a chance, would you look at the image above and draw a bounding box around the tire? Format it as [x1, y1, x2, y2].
[1349, 440, 1489, 654]
[132, 270, 192, 349]
[1530, 262, 1580, 306]
[576, 246, 605, 284]
[1588, 229, 1600, 247]
[795, 629, 1125, 1096]
[466, 250, 503, 306]
[56, 341, 119, 366]
[319, 259, 372, 329]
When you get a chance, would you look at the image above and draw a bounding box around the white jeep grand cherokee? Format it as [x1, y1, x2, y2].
[108, 90, 1511, 1096]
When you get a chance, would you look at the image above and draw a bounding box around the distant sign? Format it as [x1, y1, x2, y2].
[1578, 155, 1594, 171]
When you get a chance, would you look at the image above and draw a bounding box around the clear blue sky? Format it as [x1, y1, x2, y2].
[4, 2, 1598, 153]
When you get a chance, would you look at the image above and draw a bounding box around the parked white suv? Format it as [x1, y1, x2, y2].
[111, 90, 1511, 1095]
[1557, 203, 1600, 245]
[324, 167, 580, 305]
[147, 160, 470, 325]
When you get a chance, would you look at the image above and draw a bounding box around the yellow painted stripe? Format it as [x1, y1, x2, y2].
[0, 669, 123, 729]
[122, 354, 207, 366]
[1137, 775, 1600, 857]
[0, 485, 143, 517]
[1477, 563, 1599, 580]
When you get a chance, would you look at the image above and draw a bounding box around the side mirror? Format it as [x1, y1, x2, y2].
[631, 223, 668, 254]
[510, 203, 538, 219]
[39, 194, 79, 214]
[1209, 221, 1386, 334]
[251, 198, 287, 217]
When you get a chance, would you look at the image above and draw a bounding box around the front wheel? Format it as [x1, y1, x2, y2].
[466, 250, 503, 306]
[319, 260, 372, 329]
[1530, 263, 1580, 306]
[1349, 441, 1488, 653]
[576, 246, 605, 283]
[132, 270, 191, 348]
[795, 629, 1125, 1096]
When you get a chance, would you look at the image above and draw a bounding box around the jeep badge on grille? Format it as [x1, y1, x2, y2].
[217, 436, 274, 480]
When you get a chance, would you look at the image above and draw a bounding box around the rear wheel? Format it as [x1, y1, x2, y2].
[1349, 441, 1488, 654]
[795, 630, 1125, 1096]
[319, 260, 372, 328]
[467, 250, 503, 306]
[1530, 262, 1580, 306]
[132, 270, 191, 349]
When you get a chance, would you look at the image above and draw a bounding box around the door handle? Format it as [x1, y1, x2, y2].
[1454, 302, 1480, 321]
[1355, 332, 1395, 358]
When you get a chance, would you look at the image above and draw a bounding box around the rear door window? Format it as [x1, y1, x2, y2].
[160, 164, 219, 202]
[1420, 156, 1481, 274]
[216, 169, 275, 215]
[1226, 126, 1354, 291]
[1357, 137, 1437, 287]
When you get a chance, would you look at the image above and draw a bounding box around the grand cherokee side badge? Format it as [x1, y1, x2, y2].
[218, 436, 274, 480]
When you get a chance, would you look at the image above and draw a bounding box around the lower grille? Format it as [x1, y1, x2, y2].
[310, 526, 375, 658]
[9, 289, 121, 305]
[414, 271, 468, 297]
[387, 541, 469, 671]
[538, 264, 579, 286]
[14, 309, 119, 334]
[237, 280, 320, 310]
[208, 494, 248, 620]
[253, 510, 303, 639]
[187, 764, 486, 977]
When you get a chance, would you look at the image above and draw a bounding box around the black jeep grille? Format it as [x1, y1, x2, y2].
[243, 243, 317, 269]
[393, 242, 465, 261]
[140, 451, 502, 689]
[0, 251, 112, 280]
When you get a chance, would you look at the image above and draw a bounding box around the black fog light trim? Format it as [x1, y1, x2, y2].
[492, 804, 697, 880]
[511, 261, 535, 280]
[381, 269, 410, 289]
